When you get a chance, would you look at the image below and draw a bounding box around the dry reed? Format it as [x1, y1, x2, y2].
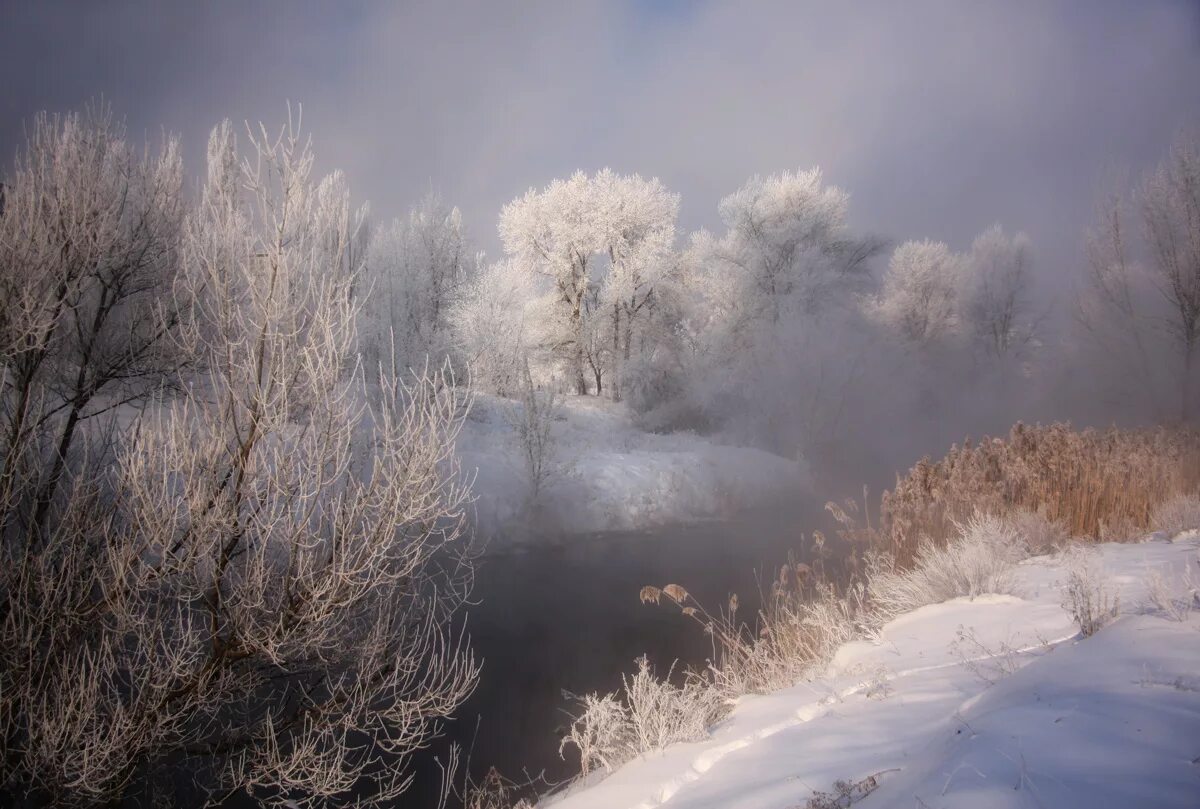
[877, 423, 1200, 565]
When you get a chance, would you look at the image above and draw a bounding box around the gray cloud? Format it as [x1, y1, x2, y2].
[2, 0, 1198, 281]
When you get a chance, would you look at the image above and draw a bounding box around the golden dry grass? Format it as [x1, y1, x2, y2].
[877, 423, 1200, 565]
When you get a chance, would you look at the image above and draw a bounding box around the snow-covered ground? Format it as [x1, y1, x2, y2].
[546, 535, 1200, 809]
[457, 394, 808, 540]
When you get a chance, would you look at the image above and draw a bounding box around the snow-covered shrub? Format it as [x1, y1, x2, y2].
[709, 579, 866, 696]
[558, 657, 722, 777]
[1151, 494, 1200, 537]
[1060, 546, 1120, 637]
[867, 514, 1025, 619]
[621, 349, 688, 420]
[1144, 563, 1197, 622]
[1007, 509, 1069, 554]
[558, 693, 629, 777]
[622, 657, 724, 755]
[950, 625, 1023, 685]
[802, 773, 887, 809]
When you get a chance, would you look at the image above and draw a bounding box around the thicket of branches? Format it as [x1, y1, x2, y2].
[0, 108, 477, 807]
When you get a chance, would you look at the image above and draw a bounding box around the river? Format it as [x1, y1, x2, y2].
[412, 495, 834, 805]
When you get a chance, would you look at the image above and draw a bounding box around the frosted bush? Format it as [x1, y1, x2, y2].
[867, 513, 1026, 619]
[1151, 494, 1200, 537]
[559, 657, 723, 777]
[1007, 509, 1069, 553]
[622, 657, 724, 754]
[558, 693, 629, 777]
[1144, 562, 1197, 622]
[1060, 546, 1120, 637]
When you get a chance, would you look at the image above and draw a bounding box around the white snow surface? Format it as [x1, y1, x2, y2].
[457, 394, 808, 540]
[546, 536, 1200, 809]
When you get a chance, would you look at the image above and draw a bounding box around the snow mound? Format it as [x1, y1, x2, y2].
[546, 537, 1200, 809]
[457, 394, 808, 540]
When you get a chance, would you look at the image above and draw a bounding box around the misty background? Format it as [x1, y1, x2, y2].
[2, 0, 1197, 275]
[6, 0, 1197, 496]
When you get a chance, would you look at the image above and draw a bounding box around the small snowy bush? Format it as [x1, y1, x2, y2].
[558, 693, 629, 777]
[867, 513, 1025, 618]
[1144, 563, 1197, 622]
[462, 767, 537, 809]
[559, 657, 723, 777]
[1060, 546, 1120, 637]
[1007, 509, 1069, 553]
[622, 657, 724, 754]
[1151, 494, 1200, 537]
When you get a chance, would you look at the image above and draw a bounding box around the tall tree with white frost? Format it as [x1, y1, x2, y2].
[500, 172, 600, 395]
[676, 168, 880, 454]
[0, 113, 477, 807]
[498, 169, 678, 396]
[691, 168, 876, 337]
[965, 225, 1038, 359]
[592, 169, 678, 401]
[873, 239, 966, 347]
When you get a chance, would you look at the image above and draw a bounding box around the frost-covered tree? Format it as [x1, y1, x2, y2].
[592, 169, 678, 400]
[499, 172, 601, 395]
[498, 169, 678, 396]
[692, 168, 875, 336]
[0, 114, 477, 807]
[451, 258, 535, 396]
[965, 225, 1038, 359]
[872, 239, 966, 347]
[360, 192, 475, 372]
[673, 168, 880, 455]
[1081, 133, 1200, 422]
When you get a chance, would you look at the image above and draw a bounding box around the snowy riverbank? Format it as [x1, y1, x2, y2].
[545, 535, 1200, 809]
[457, 394, 809, 541]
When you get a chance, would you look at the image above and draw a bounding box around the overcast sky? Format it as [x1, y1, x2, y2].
[3, 1, 1199, 280]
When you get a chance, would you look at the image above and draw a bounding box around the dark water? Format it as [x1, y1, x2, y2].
[410, 495, 831, 805]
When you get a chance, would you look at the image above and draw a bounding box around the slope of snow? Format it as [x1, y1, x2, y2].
[545, 536, 1200, 809]
[457, 394, 808, 540]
